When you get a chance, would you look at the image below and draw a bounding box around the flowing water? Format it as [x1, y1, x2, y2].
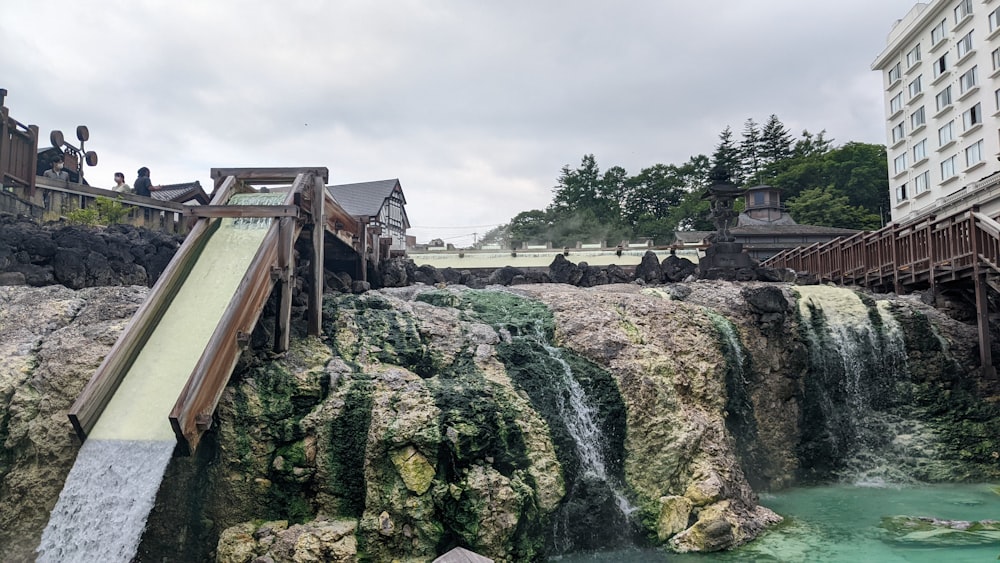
[535, 329, 637, 553]
[550, 482, 1000, 562]
[796, 286, 913, 482]
[36, 439, 176, 562]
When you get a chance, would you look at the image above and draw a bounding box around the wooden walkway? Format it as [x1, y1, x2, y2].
[763, 204, 1000, 377]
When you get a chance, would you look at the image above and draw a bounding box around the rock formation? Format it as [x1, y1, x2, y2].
[1, 278, 997, 562]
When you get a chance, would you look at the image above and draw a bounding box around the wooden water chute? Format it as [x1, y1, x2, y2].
[69, 166, 362, 454]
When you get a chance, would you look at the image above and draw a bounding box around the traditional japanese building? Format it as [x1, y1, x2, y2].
[327, 179, 409, 254]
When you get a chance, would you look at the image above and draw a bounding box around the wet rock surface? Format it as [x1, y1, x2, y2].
[0, 279, 995, 561]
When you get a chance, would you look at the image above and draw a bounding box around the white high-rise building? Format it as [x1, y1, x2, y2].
[873, 0, 1000, 223]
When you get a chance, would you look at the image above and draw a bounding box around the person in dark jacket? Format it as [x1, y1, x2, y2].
[133, 167, 152, 197]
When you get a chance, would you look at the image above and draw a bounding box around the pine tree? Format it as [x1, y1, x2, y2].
[760, 114, 793, 171]
[739, 118, 762, 186]
[711, 126, 742, 186]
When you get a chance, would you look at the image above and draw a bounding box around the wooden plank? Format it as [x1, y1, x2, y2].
[186, 204, 299, 219]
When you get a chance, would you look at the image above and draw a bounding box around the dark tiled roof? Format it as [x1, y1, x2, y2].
[150, 181, 209, 205]
[327, 179, 402, 217]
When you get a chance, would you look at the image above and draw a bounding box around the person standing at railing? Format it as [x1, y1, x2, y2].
[43, 159, 69, 181]
[112, 172, 131, 194]
[133, 167, 152, 197]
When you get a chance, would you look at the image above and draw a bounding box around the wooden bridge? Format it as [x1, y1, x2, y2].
[763, 204, 1000, 378]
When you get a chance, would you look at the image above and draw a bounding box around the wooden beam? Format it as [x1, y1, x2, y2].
[274, 216, 296, 353]
[186, 205, 299, 219]
[308, 174, 324, 336]
[210, 167, 329, 185]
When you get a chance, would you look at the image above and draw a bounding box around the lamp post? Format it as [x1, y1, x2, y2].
[49, 125, 97, 184]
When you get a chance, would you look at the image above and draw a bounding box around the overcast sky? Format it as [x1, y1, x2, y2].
[2, 1, 918, 246]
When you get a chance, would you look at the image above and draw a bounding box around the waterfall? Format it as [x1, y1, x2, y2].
[528, 327, 636, 553]
[796, 286, 911, 485]
[37, 439, 175, 562]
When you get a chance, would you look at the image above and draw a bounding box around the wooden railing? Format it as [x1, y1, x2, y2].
[763, 205, 1000, 291]
[0, 89, 39, 194]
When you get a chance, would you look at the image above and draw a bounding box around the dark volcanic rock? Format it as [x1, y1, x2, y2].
[635, 250, 663, 283]
[0, 213, 182, 289]
[487, 265, 524, 286]
[662, 254, 697, 282]
[549, 254, 583, 285]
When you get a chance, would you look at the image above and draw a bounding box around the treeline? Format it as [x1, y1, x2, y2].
[481, 115, 889, 248]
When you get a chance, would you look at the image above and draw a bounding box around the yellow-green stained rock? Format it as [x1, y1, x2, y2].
[657, 495, 693, 540]
[390, 445, 436, 495]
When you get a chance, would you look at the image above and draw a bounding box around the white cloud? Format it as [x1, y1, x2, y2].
[1, 0, 917, 246]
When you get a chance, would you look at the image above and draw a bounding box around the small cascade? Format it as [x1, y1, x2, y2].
[709, 311, 765, 487]
[531, 328, 636, 553]
[796, 286, 911, 484]
[37, 439, 175, 562]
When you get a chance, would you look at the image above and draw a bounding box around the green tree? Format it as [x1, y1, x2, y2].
[620, 164, 685, 227]
[760, 114, 793, 174]
[508, 209, 552, 247]
[550, 154, 602, 215]
[823, 142, 889, 216]
[711, 126, 742, 186]
[739, 118, 763, 186]
[770, 140, 888, 218]
[786, 186, 882, 230]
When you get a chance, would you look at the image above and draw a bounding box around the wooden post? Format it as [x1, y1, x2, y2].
[974, 272, 995, 378]
[0, 105, 10, 191]
[927, 215, 937, 294]
[308, 174, 324, 336]
[969, 207, 995, 378]
[274, 216, 295, 352]
[891, 223, 902, 294]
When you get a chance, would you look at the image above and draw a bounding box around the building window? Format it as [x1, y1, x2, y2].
[966, 139, 984, 166]
[915, 171, 930, 194]
[913, 138, 927, 162]
[889, 62, 902, 84]
[941, 155, 957, 180]
[957, 30, 973, 59]
[932, 19, 947, 46]
[890, 92, 903, 114]
[960, 66, 978, 94]
[907, 44, 922, 67]
[955, 0, 972, 23]
[911, 106, 926, 129]
[933, 53, 948, 78]
[909, 76, 923, 98]
[995, 88, 1000, 111]
[963, 102, 982, 130]
[991, 8, 1000, 32]
[936, 86, 953, 111]
[994, 47, 1000, 71]
[894, 153, 908, 174]
[939, 121, 955, 146]
[892, 122, 905, 143]
[896, 183, 908, 202]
